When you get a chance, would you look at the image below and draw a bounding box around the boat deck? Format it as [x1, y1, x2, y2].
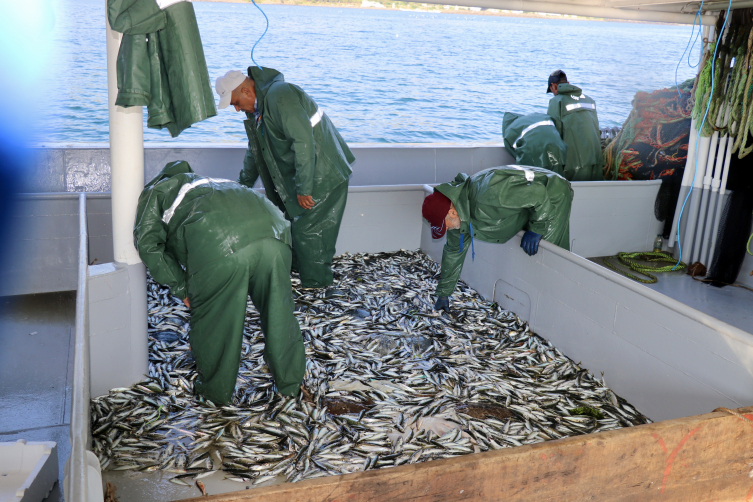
[0, 292, 76, 502]
[590, 257, 753, 335]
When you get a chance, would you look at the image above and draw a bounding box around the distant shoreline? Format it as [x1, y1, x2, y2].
[194, 0, 661, 24]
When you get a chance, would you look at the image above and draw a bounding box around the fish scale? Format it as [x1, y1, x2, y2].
[91, 250, 650, 486]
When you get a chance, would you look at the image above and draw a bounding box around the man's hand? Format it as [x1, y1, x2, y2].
[297, 195, 315, 209]
[520, 230, 542, 256]
[434, 296, 450, 313]
[183, 297, 191, 309]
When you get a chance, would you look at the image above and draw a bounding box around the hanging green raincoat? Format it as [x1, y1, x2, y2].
[239, 66, 355, 288]
[502, 112, 568, 177]
[547, 84, 604, 181]
[134, 161, 305, 405]
[107, 0, 217, 137]
[434, 166, 573, 297]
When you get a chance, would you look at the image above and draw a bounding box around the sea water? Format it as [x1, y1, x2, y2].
[42, 0, 701, 144]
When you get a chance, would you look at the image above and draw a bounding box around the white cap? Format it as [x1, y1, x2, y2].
[215, 70, 247, 109]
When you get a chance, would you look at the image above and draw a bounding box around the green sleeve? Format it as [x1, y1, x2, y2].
[435, 229, 470, 297]
[276, 88, 316, 196]
[133, 187, 188, 299]
[547, 99, 563, 136]
[523, 184, 557, 237]
[108, 0, 166, 34]
[239, 147, 260, 188]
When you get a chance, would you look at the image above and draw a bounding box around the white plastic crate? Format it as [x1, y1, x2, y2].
[0, 440, 58, 502]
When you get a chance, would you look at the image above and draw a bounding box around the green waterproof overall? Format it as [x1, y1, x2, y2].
[239, 66, 355, 289]
[547, 84, 604, 181]
[107, 0, 216, 137]
[502, 112, 568, 178]
[434, 166, 574, 298]
[134, 161, 305, 405]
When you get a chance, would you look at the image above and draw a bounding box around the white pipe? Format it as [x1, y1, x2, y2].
[419, 0, 714, 24]
[699, 104, 731, 265]
[692, 104, 725, 262]
[106, 7, 144, 265]
[708, 136, 734, 263]
[680, 134, 710, 263]
[668, 118, 697, 247]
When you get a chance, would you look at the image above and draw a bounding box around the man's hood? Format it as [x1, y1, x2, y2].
[556, 83, 582, 96]
[503, 112, 522, 133]
[248, 66, 285, 105]
[144, 161, 195, 190]
[435, 173, 472, 223]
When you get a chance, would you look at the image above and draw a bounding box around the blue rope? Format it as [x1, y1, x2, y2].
[675, 1, 704, 102]
[673, 0, 732, 270]
[250, 0, 269, 70]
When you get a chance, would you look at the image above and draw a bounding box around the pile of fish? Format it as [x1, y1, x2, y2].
[90, 250, 650, 488]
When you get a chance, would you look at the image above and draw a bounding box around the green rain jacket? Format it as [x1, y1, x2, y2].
[502, 112, 568, 177]
[547, 84, 604, 181]
[435, 166, 573, 297]
[239, 67, 355, 219]
[107, 0, 217, 137]
[133, 161, 292, 300]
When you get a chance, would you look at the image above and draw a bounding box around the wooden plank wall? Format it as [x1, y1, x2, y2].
[184, 407, 753, 502]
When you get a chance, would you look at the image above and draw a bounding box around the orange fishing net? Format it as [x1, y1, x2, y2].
[604, 83, 694, 181]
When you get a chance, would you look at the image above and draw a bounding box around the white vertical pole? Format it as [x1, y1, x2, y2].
[106, 9, 145, 264]
[103, 2, 149, 389]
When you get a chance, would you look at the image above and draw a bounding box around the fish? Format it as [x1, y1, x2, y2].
[91, 250, 650, 487]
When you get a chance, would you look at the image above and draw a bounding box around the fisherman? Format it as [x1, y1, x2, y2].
[423, 166, 573, 312]
[502, 111, 568, 177]
[215, 68, 355, 290]
[134, 161, 306, 405]
[546, 70, 604, 181]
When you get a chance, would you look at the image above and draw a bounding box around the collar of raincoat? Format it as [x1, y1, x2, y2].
[144, 160, 194, 190]
[247, 66, 285, 112]
[435, 173, 472, 227]
[555, 83, 582, 96]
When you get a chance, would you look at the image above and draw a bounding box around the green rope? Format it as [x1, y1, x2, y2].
[747, 232, 753, 255]
[603, 252, 687, 284]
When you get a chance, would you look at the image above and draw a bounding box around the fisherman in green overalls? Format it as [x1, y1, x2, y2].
[502, 111, 568, 177]
[215, 68, 355, 290]
[546, 70, 604, 181]
[134, 161, 306, 405]
[422, 166, 574, 312]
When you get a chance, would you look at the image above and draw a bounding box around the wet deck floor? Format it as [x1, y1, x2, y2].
[0, 292, 76, 502]
[591, 257, 753, 334]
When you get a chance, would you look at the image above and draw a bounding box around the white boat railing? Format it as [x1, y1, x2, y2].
[64, 193, 104, 502]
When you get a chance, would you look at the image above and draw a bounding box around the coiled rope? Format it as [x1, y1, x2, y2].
[603, 252, 687, 284]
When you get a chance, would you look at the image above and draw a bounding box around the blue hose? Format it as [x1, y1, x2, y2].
[674, 1, 704, 102]
[250, 0, 269, 70]
[673, 0, 733, 270]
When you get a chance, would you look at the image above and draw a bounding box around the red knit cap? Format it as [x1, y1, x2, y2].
[422, 191, 452, 239]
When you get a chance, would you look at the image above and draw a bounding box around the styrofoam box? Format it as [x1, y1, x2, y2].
[0, 440, 58, 502]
